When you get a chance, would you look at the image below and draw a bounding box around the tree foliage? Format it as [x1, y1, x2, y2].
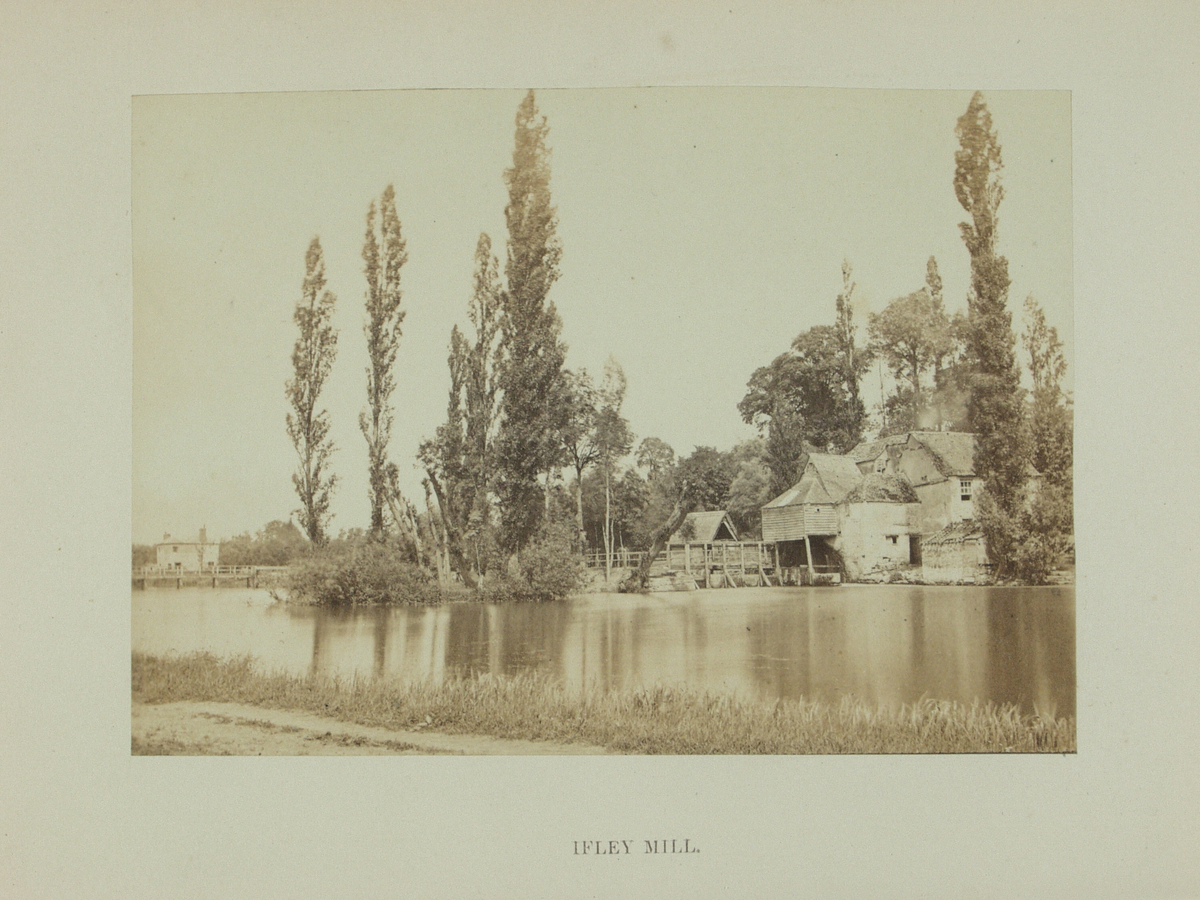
[360, 184, 408, 539]
[419, 234, 504, 587]
[1022, 295, 1073, 491]
[954, 91, 1028, 573]
[561, 367, 602, 546]
[494, 90, 570, 554]
[740, 264, 870, 495]
[286, 237, 339, 544]
[868, 263, 954, 435]
[594, 359, 634, 570]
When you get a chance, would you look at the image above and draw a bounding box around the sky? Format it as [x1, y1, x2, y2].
[132, 87, 1072, 545]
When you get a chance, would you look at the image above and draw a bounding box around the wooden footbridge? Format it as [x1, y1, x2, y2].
[585, 541, 841, 589]
[132, 565, 291, 590]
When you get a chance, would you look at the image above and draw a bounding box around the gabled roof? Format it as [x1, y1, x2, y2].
[669, 510, 739, 544]
[922, 518, 984, 545]
[850, 433, 909, 464]
[844, 473, 920, 504]
[155, 534, 211, 546]
[849, 431, 977, 477]
[763, 453, 864, 508]
[911, 431, 976, 477]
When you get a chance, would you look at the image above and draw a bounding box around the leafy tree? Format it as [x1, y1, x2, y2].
[1022, 295, 1073, 490]
[725, 438, 772, 538]
[594, 359, 634, 579]
[868, 279, 953, 435]
[740, 325, 865, 459]
[132, 544, 156, 568]
[740, 267, 870, 488]
[420, 233, 504, 586]
[561, 368, 601, 547]
[635, 437, 675, 481]
[929, 310, 973, 432]
[627, 438, 679, 549]
[286, 237, 339, 544]
[955, 91, 1029, 573]
[676, 446, 737, 512]
[1012, 295, 1074, 583]
[494, 90, 570, 554]
[360, 184, 408, 539]
[833, 260, 870, 446]
[220, 520, 308, 567]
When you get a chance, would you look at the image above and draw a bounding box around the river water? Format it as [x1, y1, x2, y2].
[132, 585, 1075, 716]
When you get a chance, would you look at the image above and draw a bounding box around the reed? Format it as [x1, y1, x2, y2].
[133, 652, 1075, 754]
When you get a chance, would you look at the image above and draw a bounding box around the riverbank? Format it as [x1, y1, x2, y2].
[132, 652, 1075, 755]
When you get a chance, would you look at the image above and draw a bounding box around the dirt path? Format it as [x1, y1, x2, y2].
[132, 701, 612, 756]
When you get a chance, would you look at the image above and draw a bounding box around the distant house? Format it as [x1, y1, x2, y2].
[668, 510, 739, 545]
[155, 527, 220, 572]
[850, 431, 979, 538]
[761, 454, 919, 580]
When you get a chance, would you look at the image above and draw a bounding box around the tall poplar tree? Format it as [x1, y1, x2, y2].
[360, 184, 408, 539]
[419, 232, 504, 585]
[834, 260, 869, 447]
[495, 90, 569, 553]
[954, 91, 1028, 571]
[286, 237, 339, 544]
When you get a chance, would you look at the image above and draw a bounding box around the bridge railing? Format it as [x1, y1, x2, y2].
[135, 565, 290, 577]
[583, 550, 646, 570]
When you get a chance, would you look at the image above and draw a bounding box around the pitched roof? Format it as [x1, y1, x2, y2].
[850, 433, 909, 464]
[911, 431, 976, 477]
[844, 473, 920, 504]
[155, 534, 211, 546]
[849, 431, 977, 477]
[669, 510, 739, 543]
[922, 519, 984, 545]
[763, 453, 864, 508]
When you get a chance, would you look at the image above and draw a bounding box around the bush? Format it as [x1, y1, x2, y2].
[285, 541, 441, 606]
[478, 523, 584, 603]
[978, 483, 1072, 585]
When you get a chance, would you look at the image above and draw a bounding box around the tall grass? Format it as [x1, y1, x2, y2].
[132, 652, 1075, 754]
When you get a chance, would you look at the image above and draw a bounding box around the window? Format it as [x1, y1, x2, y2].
[887, 535, 899, 545]
[959, 479, 973, 501]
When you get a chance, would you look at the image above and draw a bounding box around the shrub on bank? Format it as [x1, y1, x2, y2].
[286, 541, 441, 606]
[478, 524, 584, 603]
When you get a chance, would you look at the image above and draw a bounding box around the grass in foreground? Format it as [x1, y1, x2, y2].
[132, 652, 1075, 754]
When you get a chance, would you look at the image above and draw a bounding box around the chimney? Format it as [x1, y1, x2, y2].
[163, 533, 170, 542]
[199, 526, 207, 544]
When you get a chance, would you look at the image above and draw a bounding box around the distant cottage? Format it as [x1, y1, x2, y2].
[155, 527, 220, 572]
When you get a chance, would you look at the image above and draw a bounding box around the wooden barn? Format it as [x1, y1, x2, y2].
[761, 455, 920, 582]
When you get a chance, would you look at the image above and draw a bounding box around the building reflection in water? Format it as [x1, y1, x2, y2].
[144, 585, 1072, 716]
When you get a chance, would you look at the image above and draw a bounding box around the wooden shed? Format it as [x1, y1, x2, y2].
[668, 510, 739, 544]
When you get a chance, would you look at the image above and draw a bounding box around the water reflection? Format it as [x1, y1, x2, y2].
[132, 585, 1074, 715]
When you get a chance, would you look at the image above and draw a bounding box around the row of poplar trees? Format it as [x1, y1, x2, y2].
[284, 91, 590, 586]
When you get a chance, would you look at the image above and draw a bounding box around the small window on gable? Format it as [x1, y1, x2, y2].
[960, 479, 973, 501]
[887, 535, 899, 545]
[173, 546, 179, 552]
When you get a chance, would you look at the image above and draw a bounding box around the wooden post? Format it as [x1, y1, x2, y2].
[740, 544, 746, 587]
[803, 533, 816, 585]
